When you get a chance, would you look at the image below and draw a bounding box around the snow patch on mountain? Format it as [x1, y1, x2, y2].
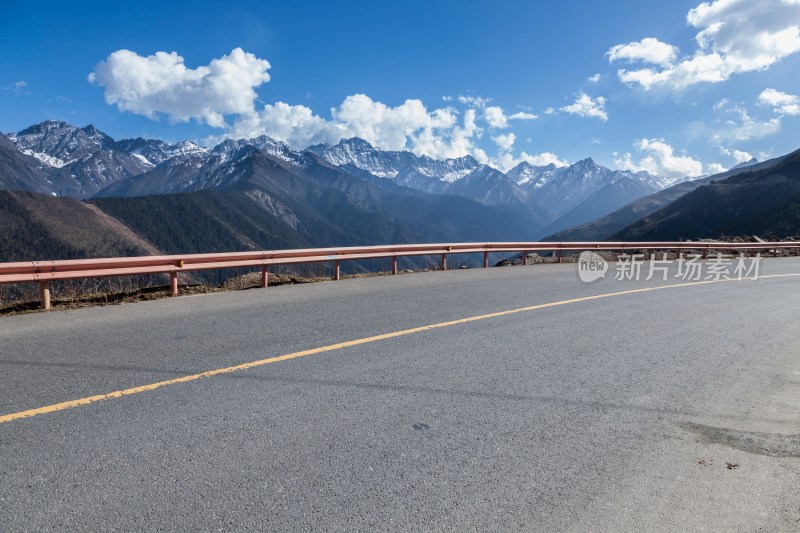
[20, 149, 70, 168]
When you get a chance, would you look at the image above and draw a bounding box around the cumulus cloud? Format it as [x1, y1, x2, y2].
[492, 149, 569, 172]
[614, 138, 705, 180]
[706, 162, 728, 174]
[519, 152, 569, 167]
[484, 106, 509, 128]
[720, 147, 754, 163]
[758, 87, 800, 114]
[492, 132, 516, 151]
[90, 49, 561, 167]
[228, 94, 478, 160]
[587, 73, 601, 82]
[609, 0, 800, 90]
[560, 93, 608, 121]
[607, 37, 679, 66]
[89, 48, 271, 127]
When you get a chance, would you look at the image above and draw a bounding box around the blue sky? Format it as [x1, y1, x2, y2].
[2, 0, 799, 179]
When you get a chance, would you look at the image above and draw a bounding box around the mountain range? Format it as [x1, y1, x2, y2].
[1, 121, 666, 230]
[2, 119, 796, 265]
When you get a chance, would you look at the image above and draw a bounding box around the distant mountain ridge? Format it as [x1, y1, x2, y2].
[309, 137, 663, 228]
[0, 120, 692, 251]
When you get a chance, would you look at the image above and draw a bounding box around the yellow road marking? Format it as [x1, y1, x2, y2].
[1, 273, 798, 425]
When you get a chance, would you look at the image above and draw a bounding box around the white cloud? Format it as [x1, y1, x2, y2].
[519, 152, 569, 167]
[560, 93, 608, 121]
[720, 146, 754, 163]
[5, 80, 27, 94]
[492, 132, 516, 151]
[614, 138, 704, 180]
[509, 111, 538, 120]
[706, 162, 728, 174]
[481, 106, 538, 129]
[90, 49, 553, 167]
[587, 73, 602, 82]
[491, 149, 569, 172]
[229, 94, 477, 160]
[758, 87, 800, 114]
[543, 107, 556, 115]
[456, 95, 491, 108]
[89, 48, 271, 128]
[484, 106, 508, 128]
[607, 37, 679, 66]
[713, 98, 729, 110]
[609, 0, 800, 90]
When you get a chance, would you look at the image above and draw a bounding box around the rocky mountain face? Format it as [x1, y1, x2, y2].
[0, 133, 54, 195]
[9, 121, 152, 197]
[112, 138, 208, 167]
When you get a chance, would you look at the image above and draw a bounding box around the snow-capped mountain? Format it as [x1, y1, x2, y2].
[309, 137, 481, 183]
[523, 158, 659, 216]
[506, 162, 560, 189]
[9, 121, 153, 197]
[212, 135, 302, 166]
[11, 121, 116, 166]
[2, 120, 666, 231]
[113, 138, 209, 167]
[309, 138, 556, 223]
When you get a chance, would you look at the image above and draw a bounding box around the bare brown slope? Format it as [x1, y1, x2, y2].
[0, 190, 160, 262]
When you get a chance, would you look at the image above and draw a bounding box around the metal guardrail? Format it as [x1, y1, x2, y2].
[1, 241, 798, 310]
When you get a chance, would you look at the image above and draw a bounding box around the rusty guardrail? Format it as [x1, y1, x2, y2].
[1, 241, 797, 310]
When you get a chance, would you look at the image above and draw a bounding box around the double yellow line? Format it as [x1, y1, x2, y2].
[1, 274, 795, 425]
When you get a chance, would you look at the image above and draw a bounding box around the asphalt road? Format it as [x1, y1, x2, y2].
[1, 259, 799, 531]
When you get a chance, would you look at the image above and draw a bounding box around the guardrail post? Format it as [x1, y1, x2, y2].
[170, 272, 179, 296]
[391, 256, 398, 275]
[261, 266, 268, 288]
[483, 252, 489, 268]
[441, 254, 447, 271]
[333, 260, 341, 281]
[522, 252, 528, 266]
[39, 281, 51, 311]
[703, 246, 709, 259]
[557, 250, 562, 264]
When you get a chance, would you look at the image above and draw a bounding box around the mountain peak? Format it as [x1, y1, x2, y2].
[18, 120, 74, 136]
[731, 157, 759, 170]
[574, 157, 598, 167]
[339, 137, 376, 151]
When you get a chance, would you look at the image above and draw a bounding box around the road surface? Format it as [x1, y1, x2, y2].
[1, 259, 799, 531]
